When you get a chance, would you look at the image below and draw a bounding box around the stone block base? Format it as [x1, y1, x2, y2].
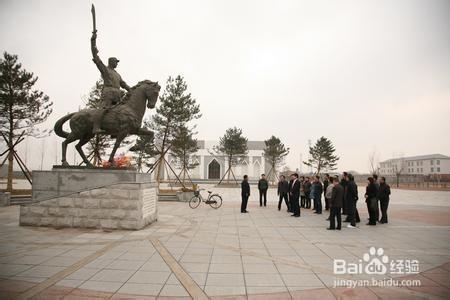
[176, 191, 194, 202]
[20, 169, 158, 230]
[0, 192, 10, 206]
[32, 167, 152, 201]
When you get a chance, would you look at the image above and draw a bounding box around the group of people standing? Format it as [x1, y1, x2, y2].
[240, 172, 391, 230]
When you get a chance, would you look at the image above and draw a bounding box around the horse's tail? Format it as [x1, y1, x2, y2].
[54, 113, 76, 138]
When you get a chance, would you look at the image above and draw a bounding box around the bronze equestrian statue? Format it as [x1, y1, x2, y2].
[54, 5, 160, 167]
[54, 80, 160, 167]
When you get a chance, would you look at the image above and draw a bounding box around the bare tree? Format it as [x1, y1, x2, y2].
[368, 148, 380, 175]
[393, 156, 406, 188]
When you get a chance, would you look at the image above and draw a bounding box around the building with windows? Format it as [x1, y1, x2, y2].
[379, 154, 450, 176]
[164, 140, 271, 181]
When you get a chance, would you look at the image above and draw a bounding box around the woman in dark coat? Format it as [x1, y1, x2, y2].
[365, 177, 378, 225]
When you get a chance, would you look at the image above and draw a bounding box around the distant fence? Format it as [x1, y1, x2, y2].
[353, 174, 450, 189]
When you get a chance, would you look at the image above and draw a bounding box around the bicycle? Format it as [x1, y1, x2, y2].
[189, 188, 223, 209]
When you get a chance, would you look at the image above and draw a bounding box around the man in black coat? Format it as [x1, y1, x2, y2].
[340, 172, 348, 214]
[365, 177, 378, 225]
[377, 177, 391, 223]
[258, 174, 269, 207]
[277, 175, 290, 211]
[304, 177, 312, 209]
[312, 176, 323, 214]
[345, 173, 360, 228]
[288, 176, 293, 209]
[300, 176, 306, 208]
[289, 173, 301, 217]
[373, 174, 380, 221]
[328, 177, 344, 230]
[241, 175, 250, 213]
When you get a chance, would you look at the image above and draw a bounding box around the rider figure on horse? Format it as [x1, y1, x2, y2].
[90, 31, 131, 134]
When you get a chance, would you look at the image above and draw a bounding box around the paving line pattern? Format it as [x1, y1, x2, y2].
[3, 209, 448, 299]
[16, 240, 121, 300]
[150, 237, 209, 300]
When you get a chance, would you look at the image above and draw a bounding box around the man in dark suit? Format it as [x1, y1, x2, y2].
[277, 175, 290, 211]
[373, 174, 380, 222]
[258, 174, 269, 207]
[328, 177, 344, 230]
[304, 177, 312, 209]
[241, 175, 250, 213]
[345, 173, 360, 228]
[288, 176, 293, 210]
[289, 173, 301, 217]
[377, 176, 391, 223]
[300, 176, 306, 208]
[340, 172, 348, 215]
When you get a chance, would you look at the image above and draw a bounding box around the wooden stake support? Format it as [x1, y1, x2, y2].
[0, 131, 32, 186]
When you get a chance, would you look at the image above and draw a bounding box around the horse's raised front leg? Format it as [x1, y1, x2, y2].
[109, 133, 127, 164]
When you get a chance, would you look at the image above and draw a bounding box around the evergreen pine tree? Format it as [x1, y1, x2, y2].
[263, 135, 289, 182]
[151, 75, 201, 181]
[303, 136, 339, 175]
[214, 127, 248, 184]
[170, 126, 199, 183]
[0, 52, 53, 191]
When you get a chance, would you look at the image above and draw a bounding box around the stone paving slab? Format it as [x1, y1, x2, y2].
[0, 186, 449, 299]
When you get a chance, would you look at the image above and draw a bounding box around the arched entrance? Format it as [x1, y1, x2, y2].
[253, 160, 261, 179]
[208, 159, 220, 179]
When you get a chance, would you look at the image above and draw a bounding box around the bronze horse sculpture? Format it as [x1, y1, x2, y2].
[54, 80, 160, 167]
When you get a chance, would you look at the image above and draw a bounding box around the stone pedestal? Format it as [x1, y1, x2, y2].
[32, 167, 152, 201]
[0, 192, 10, 206]
[176, 191, 194, 202]
[20, 168, 158, 230]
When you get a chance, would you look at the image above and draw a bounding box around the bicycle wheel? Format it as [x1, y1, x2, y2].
[208, 195, 223, 209]
[189, 196, 201, 209]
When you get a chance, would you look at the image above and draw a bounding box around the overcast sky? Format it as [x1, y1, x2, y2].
[1, 0, 449, 173]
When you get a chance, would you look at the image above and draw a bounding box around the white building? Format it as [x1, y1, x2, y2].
[379, 154, 450, 176]
[164, 140, 271, 181]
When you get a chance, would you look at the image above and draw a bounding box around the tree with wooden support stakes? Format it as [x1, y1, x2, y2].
[303, 136, 339, 175]
[214, 127, 248, 185]
[263, 135, 289, 184]
[0, 131, 32, 186]
[147, 144, 188, 190]
[148, 75, 201, 186]
[0, 52, 53, 192]
[170, 125, 199, 187]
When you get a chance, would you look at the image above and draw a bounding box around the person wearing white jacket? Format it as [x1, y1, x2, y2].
[325, 178, 334, 221]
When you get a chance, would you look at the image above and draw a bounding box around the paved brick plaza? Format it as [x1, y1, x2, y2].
[0, 186, 449, 299]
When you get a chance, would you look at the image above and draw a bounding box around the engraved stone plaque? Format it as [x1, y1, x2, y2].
[142, 188, 156, 218]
